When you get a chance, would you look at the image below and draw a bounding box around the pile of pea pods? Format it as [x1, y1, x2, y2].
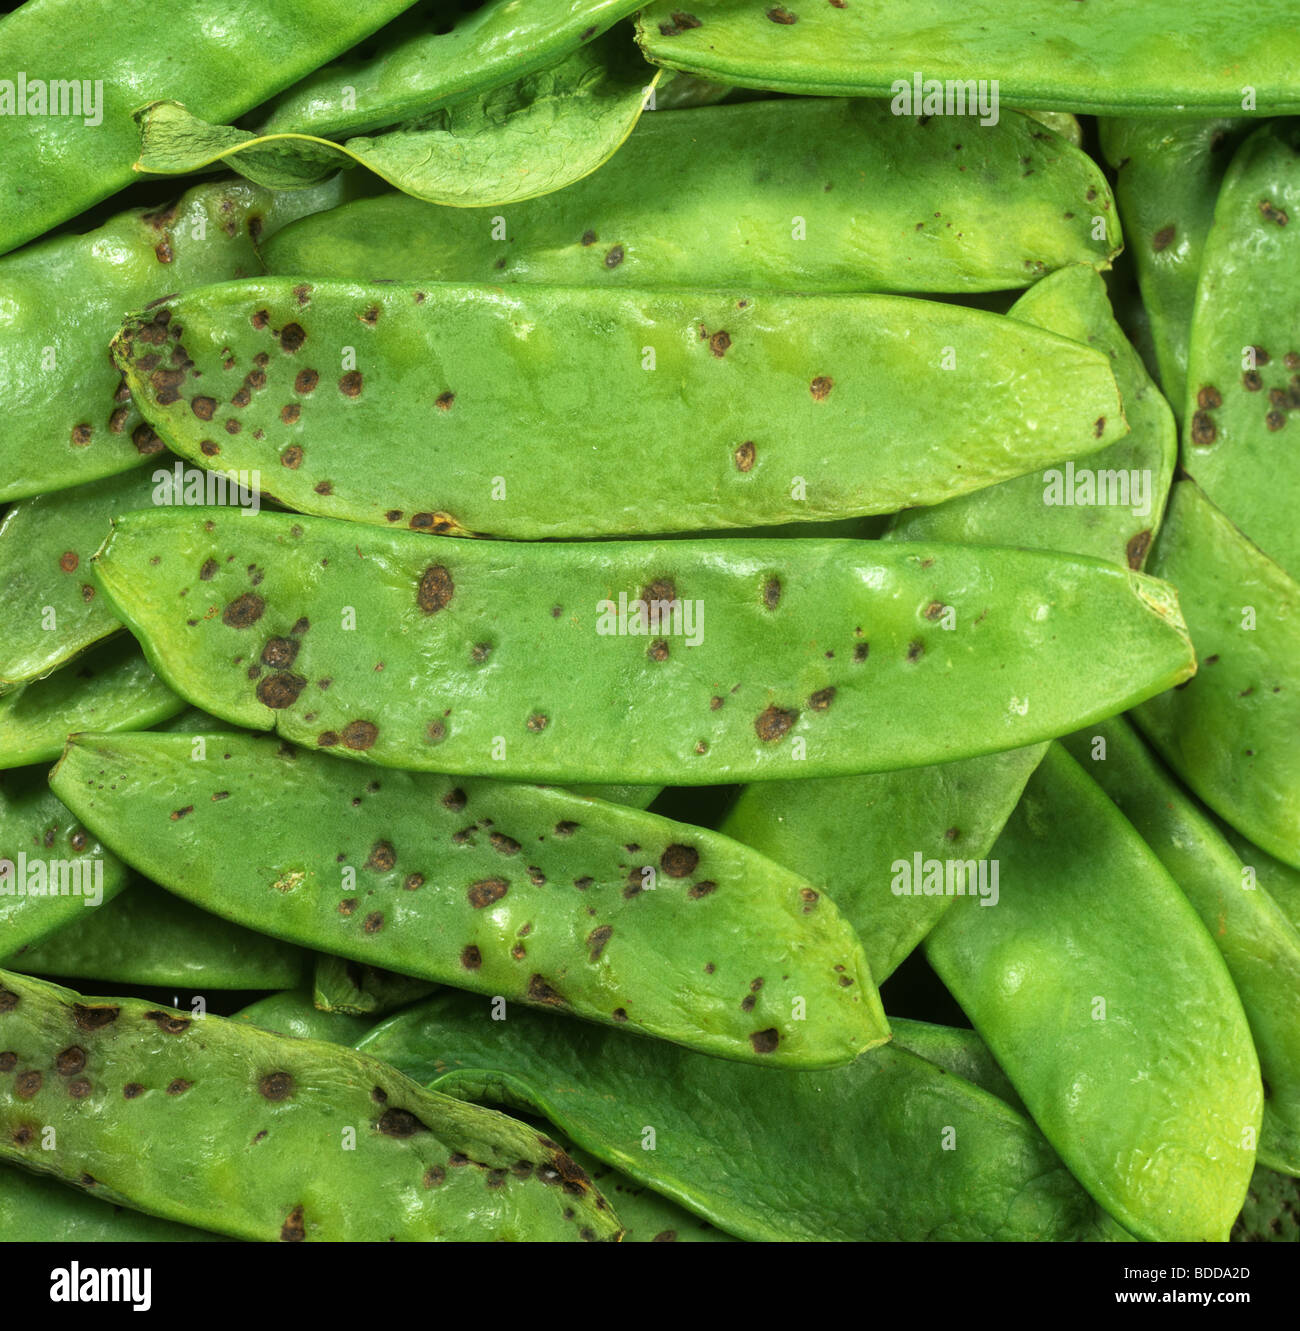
[1, 0, 1299, 1245]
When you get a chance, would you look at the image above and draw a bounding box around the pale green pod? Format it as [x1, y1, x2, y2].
[1132, 480, 1300, 869]
[925, 744, 1262, 1242]
[88, 510, 1195, 783]
[1182, 121, 1300, 581]
[261, 99, 1119, 292]
[313, 954, 437, 1018]
[51, 732, 887, 1068]
[233, 987, 374, 1047]
[1063, 716, 1300, 1176]
[111, 279, 1127, 538]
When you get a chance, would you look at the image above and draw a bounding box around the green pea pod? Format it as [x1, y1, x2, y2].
[1018, 110, 1082, 148]
[3, 877, 309, 991]
[719, 746, 1045, 982]
[891, 264, 1177, 569]
[888, 1017, 1025, 1114]
[89, 510, 1194, 783]
[1063, 716, 1300, 1176]
[925, 744, 1262, 1242]
[1182, 121, 1300, 580]
[359, 990, 1114, 1242]
[634, 1, 1300, 115]
[0, 969, 621, 1241]
[1232, 1167, 1300, 1241]
[1222, 828, 1300, 937]
[0, 638, 184, 770]
[51, 732, 885, 1068]
[0, 0, 417, 258]
[1, 768, 128, 956]
[313, 954, 437, 1018]
[651, 69, 733, 110]
[233, 986, 374, 1047]
[1098, 118, 1252, 419]
[1132, 480, 1300, 869]
[261, 99, 1118, 292]
[112, 279, 1127, 539]
[134, 32, 657, 208]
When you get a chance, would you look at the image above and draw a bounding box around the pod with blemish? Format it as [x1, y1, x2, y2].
[1132, 480, 1300, 869]
[634, 0, 1300, 116]
[262, 98, 1118, 292]
[111, 279, 1127, 538]
[924, 744, 1262, 1242]
[87, 511, 1194, 783]
[313, 955, 437, 1018]
[0, 969, 621, 1241]
[51, 731, 887, 1068]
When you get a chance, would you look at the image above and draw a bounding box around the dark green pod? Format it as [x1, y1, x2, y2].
[1231, 1167, 1300, 1241]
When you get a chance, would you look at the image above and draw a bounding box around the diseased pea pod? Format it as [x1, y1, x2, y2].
[51, 732, 886, 1068]
[0, 0, 417, 258]
[1181, 121, 1300, 581]
[1062, 716, 1300, 1177]
[113, 280, 1126, 539]
[0, 638, 183, 770]
[1132, 480, 1300, 869]
[925, 744, 1261, 1242]
[261, 99, 1118, 292]
[1098, 118, 1251, 420]
[634, 0, 1300, 115]
[3, 877, 310, 991]
[359, 991, 1117, 1242]
[89, 511, 1195, 783]
[1, 768, 128, 956]
[891, 263, 1177, 570]
[313, 955, 437, 1018]
[0, 969, 621, 1241]
[135, 32, 657, 209]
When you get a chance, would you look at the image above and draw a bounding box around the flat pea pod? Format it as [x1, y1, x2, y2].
[89, 510, 1195, 783]
[1063, 716, 1300, 1176]
[3, 877, 310, 991]
[1132, 480, 1300, 869]
[1222, 828, 1300, 937]
[1098, 118, 1252, 419]
[112, 280, 1127, 539]
[134, 31, 657, 208]
[0, 0, 417, 258]
[313, 954, 437, 1018]
[634, 1, 1300, 116]
[359, 990, 1116, 1242]
[0, 177, 363, 504]
[1181, 121, 1300, 581]
[261, 99, 1118, 292]
[890, 263, 1177, 570]
[233, 987, 374, 1047]
[51, 732, 886, 1068]
[925, 743, 1261, 1241]
[1, 768, 127, 956]
[888, 1017, 1024, 1114]
[0, 969, 621, 1241]
[719, 746, 1045, 983]
[0, 638, 183, 770]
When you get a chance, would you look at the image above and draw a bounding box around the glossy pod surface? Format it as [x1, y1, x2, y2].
[89, 513, 1195, 784]
[0, 969, 621, 1241]
[112, 279, 1126, 538]
[51, 732, 886, 1067]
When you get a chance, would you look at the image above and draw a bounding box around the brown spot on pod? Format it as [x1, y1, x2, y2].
[1197, 385, 1223, 410]
[460, 945, 482, 970]
[339, 371, 363, 397]
[709, 330, 731, 357]
[754, 704, 797, 742]
[342, 720, 378, 750]
[424, 1166, 446, 1188]
[554, 821, 578, 837]
[278, 322, 306, 353]
[231, 387, 252, 408]
[378, 1107, 426, 1137]
[280, 1205, 306, 1242]
[527, 975, 566, 1006]
[281, 403, 301, 425]
[734, 440, 756, 472]
[741, 994, 756, 1012]
[799, 887, 819, 913]
[222, 593, 265, 628]
[750, 1028, 781, 1053]
[292, 284, 311, 306]
[647, 639, 670, 662]
[688, 880, 717, 900]
[365, 842, 396, 871]
[0, 1051, 16, 1071]
[167, 1079, 192, 1095]
[443, 788, 467, 811]
[198, 558, 218, 581]
[70, 424, 93, 447]
[605, 244, 625, 268]
[906, 640, 925, 662]
[1259, 198, 1289, 226]
[257, 673, 306, 709]
[526, 712, 548, 732]
[809, 687, 836, 711]
[587, 925, 613, 962]
[435, 391, 455, 411]
[1126, 530, 1152, 569]
[143, 1011, 190, 1034]
[58, 551, 79, 573]
[295, 368, 319, 394]
[762, 578, 781, 609]
[251, 310, 270, 330]
[363, 912, 384, 934]
[660, 844, 699, 878]
[122, 1083, 144, 1099]
[490, 833, 521, 856]
[169, 806, 194, 821]
[1267, 410, 1286, 431]
[72, 1004, 118, 1031]
[15, 1070, 42, 1099]
[318, 731, 340, 748]
[468, 877, 509, 909]
[766, 5, 798, 22]
[404, 873, 424, 892]
[191, 395, 216, 420]
[133, 424, 164, 455]
[810, 375, 833, 400]
[1152, 223, 1176, 252]
[417, 565, 454, 614]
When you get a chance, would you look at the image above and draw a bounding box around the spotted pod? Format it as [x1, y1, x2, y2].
[262, 99, 1117, 292]
[3, 877, 310, 991]
[234, 987, 375, 1047]
[112, 279, 1127, 538]
[313, 955, 437, 1018]
[51, 732, 886, 1068]
[891, 264, 1177, 570]
[1098, 118, 1252, 420]
[88, 511, 1194, 783]
[135, 30, 657, 208]
[1063, 717, 1300, 1177]
[1, 768, 128, 957]
[634, 1, 1300, 115]
[0, 969, 621, 1241]
[0, 638, 183, 770]
[925, 744, 1262, 1242]
[1132, 480, 1300, 869]
[1182, 121, 1300, 581]
[359, 990, 1117, 1242]
[0, 0, 416, 258]
[720, 746, 1044, 983]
